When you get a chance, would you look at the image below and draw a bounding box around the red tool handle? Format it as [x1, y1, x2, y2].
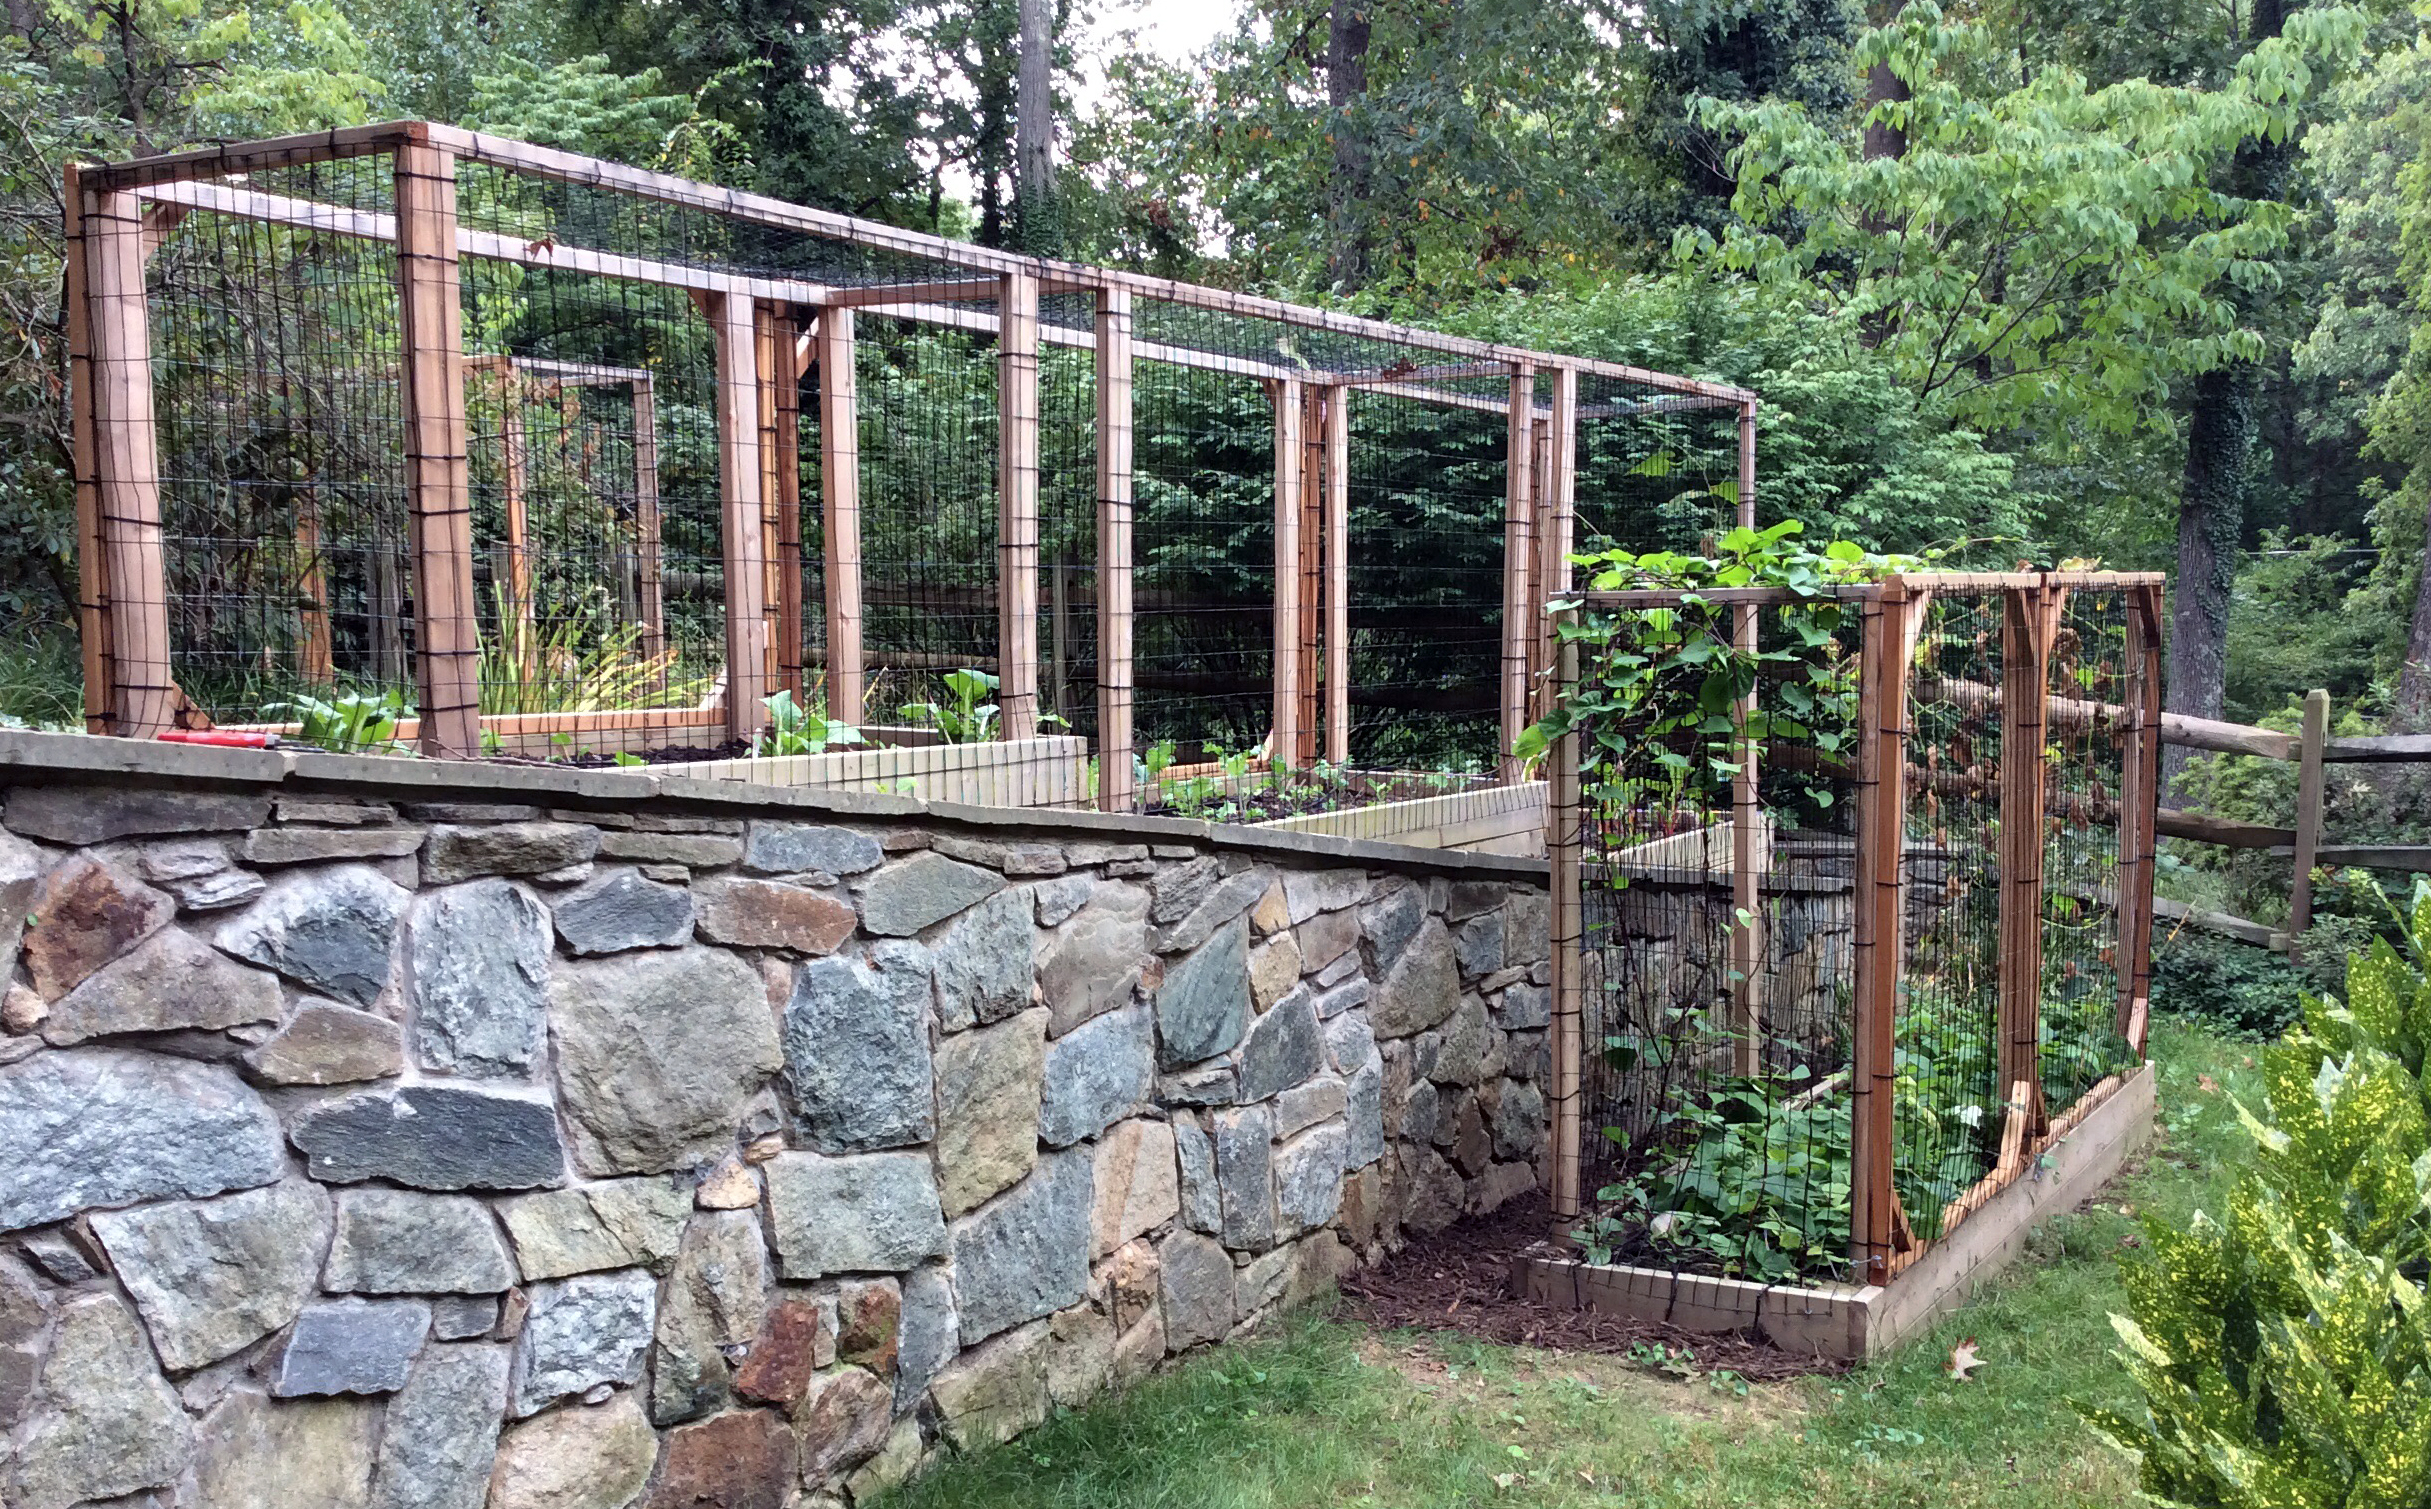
[156, 730, 278, 748]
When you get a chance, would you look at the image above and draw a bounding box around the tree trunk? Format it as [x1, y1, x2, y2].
[1326, 0, 1374, 291]
[2395, 502, 2431, 730]
[1013, 0, 1058, 255]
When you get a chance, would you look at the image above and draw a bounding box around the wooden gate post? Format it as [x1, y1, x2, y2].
[1499, 362, 1537, 782]
[997, 270, 1042, 742]
[1851, 581, 1917, 1284]
[1095, 289, 1136, 810]
[63, 163, 114, 734]
[1324, 385, 1351, 767]
[395, 138, 483, 757]
[1998, 582, 2059, 1132]
[1271, 378, 1305, 769]
[1730, 398, 1764, 1074]
[817, 307, 865, 724]
[1547, 614, 1585, 1232]
[1296, 382, 1326, 767]
[711, 292, 772, 741]
[632, 375, 666, 663]
[2117, 582, 2165, 1053]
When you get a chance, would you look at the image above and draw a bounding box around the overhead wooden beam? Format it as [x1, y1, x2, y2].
[395, 141, 483, 757]
[819, 307, 865, 724]
[821, 277, 1001, 308]
[711, 292, 772, 742]
[997, 270, 1042, 742]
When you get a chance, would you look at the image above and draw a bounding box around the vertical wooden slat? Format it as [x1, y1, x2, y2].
[2290, 686, 2331, 940]
[2120, 583, 2165, 1053]
[1539, 367, 1580, 728]
[1500, 362, 1536, 782]
[1547, 615, 1584, 1230]
[632, 376, 666, 663]
[296, 489, 334, 683]
[1096, 289, 1135, 811]
[770, 309, 807, 701]
[1296, 382, 1325, 768]
[1730, 398, 1763, 1074]
[1272, 378, 1304, 767]
[495, 369, 533, 648]
[818, 307, 864, 724]
[1324, 384, 1351, 767]
[997, 270, 1042, 742]
[63, 164, 115, 733]
[1527, 414, 1554, 724]
[1851, 583, 1912, 1283]
[394, 140, 482, 758]
[755, 303, 785, 695]
[1998, 583, 2056, 1132]
[711, 291, 772, 741]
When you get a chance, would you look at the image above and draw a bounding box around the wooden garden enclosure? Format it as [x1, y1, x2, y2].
[1532, 572, 2166, 1356]
[64, 121, 1754, 811]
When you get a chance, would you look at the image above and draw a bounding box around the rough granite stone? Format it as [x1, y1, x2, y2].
[1360, 885, 1426, 974]
[1172, 1114, 1221, 1233]
[1149, 857, 1218, 923]
[498, 1177, 691, 1281]
[1492, 982, 1551, 1031]
[731, 1295, 836, 1407]
[164, 866, 267, 911]
[1159, 1063, 1237, 1106]
[1236, 989, 1324, 1103]
[1212, 1103, 1277, 1250]
[1429, 995, 1494, 1087]
[368, 1343, 511, 1509]
[1248, 933, 1302, 1010]
[932, 886, 1036, 1030]
[1038, 1002, 1152, 1147]
[1371, 916, 1460, 1038]
[1233, 1243, 1292, 1319]
[551, 869, 693, 955]
[855, 851, 1006, 936]
[785, 940, 935, 1153]
[215, 863, 407, 1006]
[272, 1297, 431, 1396]
[1154, 870, 1268, 955]
[746, 821, 884, 877]
[1274, 1121, 1347, 1235]
[289, 1084, 565, 1192]
[949, 1149, 1093, 1344]
[485, 1391, 659, 1509]
[894, 1263, 959, 1412]
[511, 1269, 657, 1416]
[191, 1388, 380, 1509]
[1157, 1230, 1234, 1350]
[244, 824, 428, 865]
[643, 1408, 793, 1509]
[1037, 882, 1148, 1036]
[649, 1210, 768, 1425]
[933, 1006, 1048, 1217]
[928, 1324, 1049, 1451]
[1504, 892, 1550, 966]
[23, 855, 171, 1002]
[1090, 1118, 1179, 1258]
[41, 924, 281, 1046]
[1045, 1303, 1114, 1408]
[1156, 917, 1249, 1068]
[797, 1364, 895, 1482]
[1490, 1078, 1545, 1160]
[327, 1188, 516, 1295]
[4, 784, 266, 845]
[834, 1276, 900, 1373]
[89, 1180, 328, 1370]
[595, 831, 742, 868]
[431, 1295, 498, 1341]
[1273, 1078, 1346, 1140]
[1282, 868, 1367, 924]
[1296, 907, 1359, 975]
[693, 877, 856, 954]
[1453, 914, 1504, 979]
[1344, 1058, 1385, 1169]
[409, 880, 551, 1078]
[765, 1151, 947, 1279]
[552, 947, 781, 1175]
[242, 1001, 405, 1085]
[1030, 873, 1094, 927]
[420, 822, 599, 885]
[1, 1291, 191, 1509]
[0, 1049, 282, 1231]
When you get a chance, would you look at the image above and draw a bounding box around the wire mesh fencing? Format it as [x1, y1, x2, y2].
[1550, 573, 2162, 1292]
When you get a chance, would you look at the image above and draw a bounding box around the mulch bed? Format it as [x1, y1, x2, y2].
[1336, 1194, 1852, 1382]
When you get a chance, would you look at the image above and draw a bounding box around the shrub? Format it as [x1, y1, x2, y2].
[2088, 881, 2431, 1505]
[2149, 936, 2313, 1040]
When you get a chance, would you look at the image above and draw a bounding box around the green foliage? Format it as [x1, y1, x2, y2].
[477, 591, 703, 717]
[270, 688, 414, 754]
[2152, 934, 2316, 1040]
[753, 689, 864, 759]
[2089, 880, 2431, 1506]
[899, 667, 1002, 745]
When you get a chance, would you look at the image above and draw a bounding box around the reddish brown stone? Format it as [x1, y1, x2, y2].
[645, 1408, 795, 1509]
[733, 1297, 833, 1407]
[834, 1278, 901, 1376]
[692, 879, 855, 955]
[25, 857, 171, 1002]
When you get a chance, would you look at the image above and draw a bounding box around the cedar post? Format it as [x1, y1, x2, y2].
[63, 164, 114, 733]
[1296, 382, 1325, 767]
[755, 303, 785, 695]
[1539, 368, 1580, 729]
[1271, 378, 1305, 769]
[296, 488, 334, 683]
[765, 306, 807, 702]
[1851, 582, 1915, 1284]
[997, 270, 1042, 742]
[1499, 362, 1536, 782]
[1730, 398, 1763, 1073]
[395, 138, 483, 757]
[711, 291, 772, 741]
[818, 307, 865, 724]
[2290, 687, 2331, 941]
[1095, 289, 1136, 810]
[632, 376, 666, 663]
[2118, 583, 2164, 1053]
[495, 368, 533, 649]
[1527, 413, 1553, 724]
[1323, 384, 1351, 766]
[1547, 614, 1584, 1231]
[1998, 582, 2057, 1132]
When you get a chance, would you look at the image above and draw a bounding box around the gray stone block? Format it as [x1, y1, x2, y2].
[497, 1176, 690, 1282]
[368, 1342, 510, 1509]
[288, 1085, 565, 1192]
[1371, 916, 1460, 1038]
[1281, 868, 1367, 924]
[510, 1269, 656, 1416]
[1156, 917, 1248, 1068]
[649, 1209, 768, 1425]
[1454, 914, 1504, 979]
[856, 851, 1006, 936]
[1212, 1103, 1275, 1250]
[0, 1292, 193, 1507]
[0, 1049, 281, 1231]
[1038, 882, 1147, 1036]
[1360, 884, 1426, 973]
[948, 1149, 1092, 1344]
[933, 885, 1036, 1030]
[746, 821, 884, 876]
[1492, 981, 1551, 1030]
[1274, 1121, 1346, 1235]
[1157, 1230, 1233, 1349]
[429, 1296, 499, 1342]
[552, 868, 694, 955]
[551, 946, 781, 1176]
[273, 1298, 431, 1396]
[408, 880, 551, 1078]
[894, 1263, 959, 1413]
[1038, 1003, 1152, 1148]
[41, 926, 281, 1046]
[326, 1189, 515, 1295]
[1154, 869, 1268, 955]
[215, 863, 407, 1006]
[3, 784, 266, 845]
[89, 1179, 329, 1371]
[421, 822, 600, 885]
[785, 941, 936, 1153]
[1236, 989, 1323, 1103]
[1171, 1114, 1221, 1234]
[765, 1151, 946, 1279]
[240, 1001, 404, 1086]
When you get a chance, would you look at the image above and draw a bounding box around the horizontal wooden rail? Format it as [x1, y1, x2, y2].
[2271, 844, 2431, 874]
[2156, 807, 2293, 848]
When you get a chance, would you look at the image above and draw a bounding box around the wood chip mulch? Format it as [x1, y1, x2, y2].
[1335, 1194, 1853, 1383]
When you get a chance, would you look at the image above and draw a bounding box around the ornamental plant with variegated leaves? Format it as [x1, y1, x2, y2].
[2086, 881, 2431, 1506]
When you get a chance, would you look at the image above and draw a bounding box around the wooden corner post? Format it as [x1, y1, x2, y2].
[711, 292, 772, 741]
[1095, 288, 1136, 810]
[2117, 582, 2165, 1054]
[1730, 397, 1763, 1074]
[1499, 362, 1537, 783]
[395, 138, 483, 757]
[997, 270, 1042, 742]
[1296, 381, 1326, 767]
[1324, 384, 1351, 767]
[1271, 378, 1305, 768]
[1998, 582, 2058, 1133]
[818, 307, 865, 724]
[1851, 582, 1917, 1284]
[1547, 612, 1585, 1231]
[62, 163, 114, 734]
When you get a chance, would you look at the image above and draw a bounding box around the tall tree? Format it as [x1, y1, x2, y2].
[1324, 0, 1373, 289]
[1013, 0, 1058, 253]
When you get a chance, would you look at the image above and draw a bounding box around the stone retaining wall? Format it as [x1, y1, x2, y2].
[0, 733, 1550, 1509]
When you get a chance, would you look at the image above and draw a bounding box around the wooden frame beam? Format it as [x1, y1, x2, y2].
[2119, 583, 2164, 1053]
[818, 306, 865, 724]
[711, 292, 772, 741]
[394, 141, 482, 757]
[1499, 363, 1536, 781]
[1096, 289, 1136, 811]
[1272, 378, 1305, 767]
[1997, 583, 2059, 1134]
[63, 163, 113, 734]
[2290, 687, 2331, 939]
[1730, 399, 1763, 1075]
[997, 270, 1042, 742]
[1324, 385, 1351, 766]
[1297, 381, 1326, 768]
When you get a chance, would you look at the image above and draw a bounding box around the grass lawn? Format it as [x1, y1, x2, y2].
[878, 1018, 2259, 1509]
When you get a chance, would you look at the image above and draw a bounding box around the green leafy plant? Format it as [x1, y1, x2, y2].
[754, 689, 865, 759]
[268, 689, 414, 755]
[2087, 879, 2431, 1506]
[899, 668, 1001, 744]
[477, 588, 702, 716]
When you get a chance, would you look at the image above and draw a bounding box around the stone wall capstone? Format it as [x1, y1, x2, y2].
[0, 744, 1549, 1508]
